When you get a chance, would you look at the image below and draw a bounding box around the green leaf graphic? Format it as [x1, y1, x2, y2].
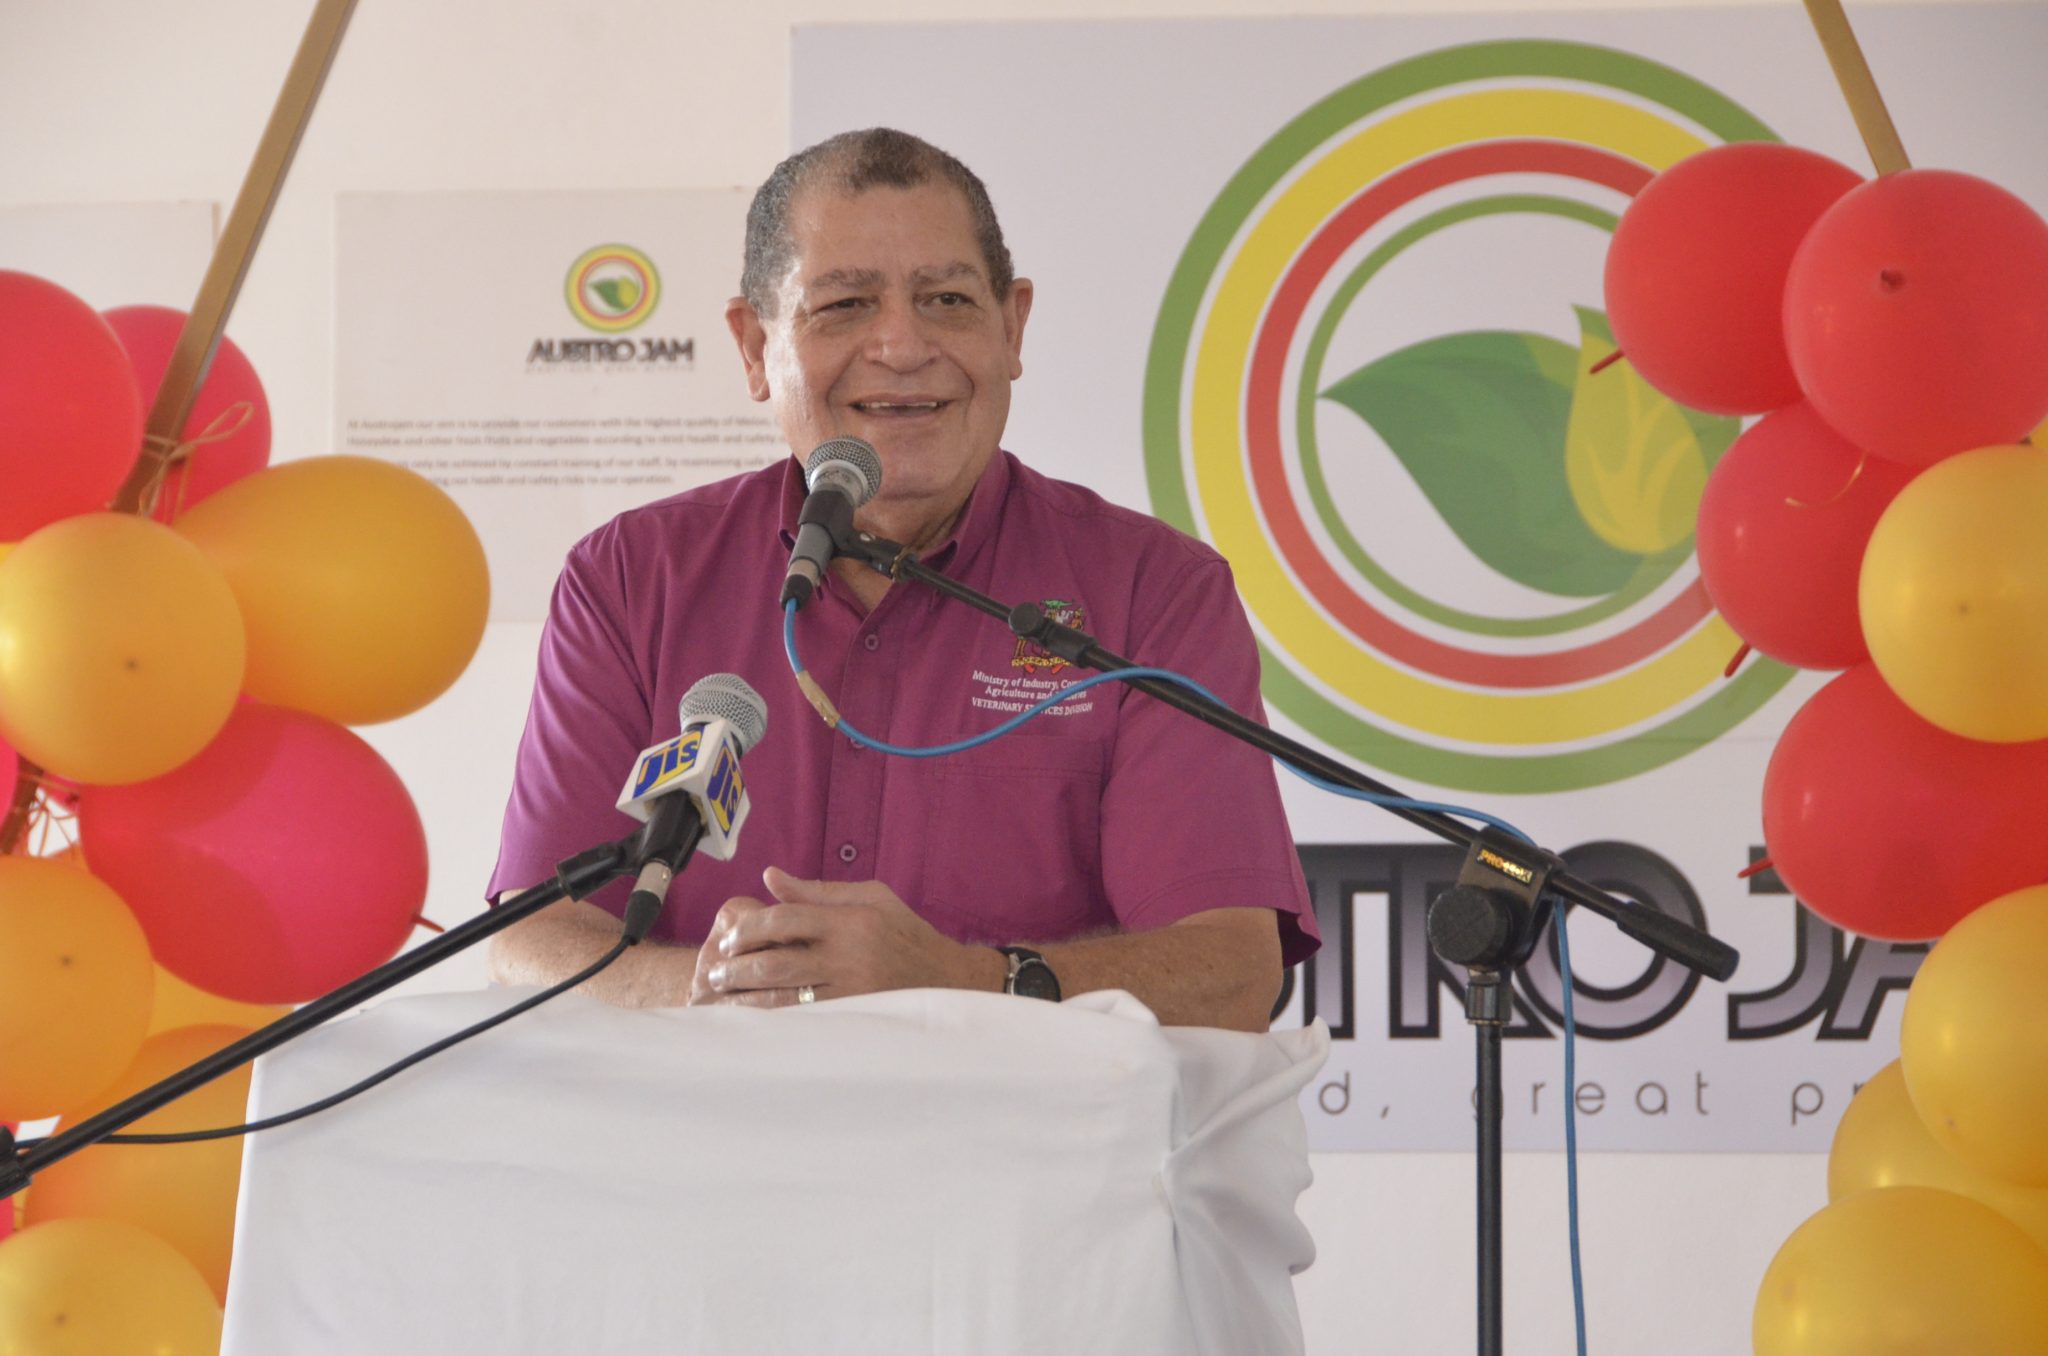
[1321, 330, 1641, 599]
[591, 277, 640, 313]
[1564, 306, 1740, 554]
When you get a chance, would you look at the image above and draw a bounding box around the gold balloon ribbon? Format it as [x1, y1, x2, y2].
[135, 400, 256, 520]
[1785, 451, 1868, 510]
[8, 771, 77, 859]
[0, 757, 44, 858]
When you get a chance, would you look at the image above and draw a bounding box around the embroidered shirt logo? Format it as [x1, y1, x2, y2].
[971, 599, 1095, 718]
[1011, 598, 1087, 675]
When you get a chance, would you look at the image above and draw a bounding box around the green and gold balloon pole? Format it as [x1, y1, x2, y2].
[0, 0, 359, 860]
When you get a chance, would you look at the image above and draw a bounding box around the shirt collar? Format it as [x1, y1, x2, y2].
[776, 454, 807, 548]
[775, 446, 1015, 574]
[921, 447, 1012, 574]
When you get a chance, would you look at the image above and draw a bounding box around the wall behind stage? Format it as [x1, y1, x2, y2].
[0, 1, 2021, 1350]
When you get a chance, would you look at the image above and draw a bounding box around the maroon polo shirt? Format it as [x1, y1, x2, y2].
[488, 450, 1318, 965]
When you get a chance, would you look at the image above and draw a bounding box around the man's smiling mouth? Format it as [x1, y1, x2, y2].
[852, 400, 949, 415]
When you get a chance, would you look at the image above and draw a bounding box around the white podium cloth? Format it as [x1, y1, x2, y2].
[221, 987, 1328, 1356]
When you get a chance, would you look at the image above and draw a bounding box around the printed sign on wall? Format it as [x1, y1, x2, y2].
[335, 189, 782, 621]
[793, 5, 2048, 1152]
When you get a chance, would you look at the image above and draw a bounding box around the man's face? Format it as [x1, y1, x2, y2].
[727, 182, 1033, 546]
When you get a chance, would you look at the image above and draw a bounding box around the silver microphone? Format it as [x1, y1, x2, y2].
[781, 438, 883, 609]
[616, 673, 770, 940]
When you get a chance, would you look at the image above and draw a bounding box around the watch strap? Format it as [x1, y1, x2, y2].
[999, 945, 1062, 1001]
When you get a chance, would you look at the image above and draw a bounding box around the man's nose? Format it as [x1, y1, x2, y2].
[863, 298, 936, 370]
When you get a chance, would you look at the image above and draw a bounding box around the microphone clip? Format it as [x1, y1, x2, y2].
[1427, 830, 1564, 1026]
[1007, 601, 1097, 667]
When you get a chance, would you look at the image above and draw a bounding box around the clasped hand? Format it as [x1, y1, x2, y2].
[689, 866, 992, 1007]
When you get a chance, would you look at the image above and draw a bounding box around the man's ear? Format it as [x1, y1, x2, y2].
[1001, 277, 1034, 381]
[725, 296, 772, 402]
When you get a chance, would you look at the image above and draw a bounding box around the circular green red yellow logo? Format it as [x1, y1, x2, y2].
[565, 244, 661, 333]
[1144, 40, 1798, 793]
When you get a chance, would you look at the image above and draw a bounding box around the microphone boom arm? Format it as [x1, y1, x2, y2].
[0, 833, 642, 1201]
[832, 526, 1739, 983]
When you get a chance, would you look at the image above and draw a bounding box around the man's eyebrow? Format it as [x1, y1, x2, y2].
[909, 261, 984, 288]
[804, 267, 885, 293]
[804, 262, 986, 293]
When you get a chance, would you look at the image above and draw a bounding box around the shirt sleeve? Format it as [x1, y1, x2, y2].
[486, 527, 650, 915]
[1098, 552, 1320, 967]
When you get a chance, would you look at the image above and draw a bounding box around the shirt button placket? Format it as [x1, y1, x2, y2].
[823, 615, 892, 881]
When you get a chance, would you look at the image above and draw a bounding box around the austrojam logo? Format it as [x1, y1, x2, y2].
[1144, 39, 1798, 794]
[529, 242, 693, 365]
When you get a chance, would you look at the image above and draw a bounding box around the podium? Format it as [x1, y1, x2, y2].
[220, 987, 1328, 1355]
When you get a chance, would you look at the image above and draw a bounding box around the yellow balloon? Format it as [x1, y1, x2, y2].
[175, 455, 489, 725]
[0, 513, 245, 784]
[0, 1218, 222, 1355]
[1754, 1186, 2048, 1356]
[0, 856, 153, 1122]
[1901, 885, 2048, 1187]
[25, 1025, 254, 1301]
[149, 962, 289, 1038]
[1860, 443, 2048, 741]
[1831, 1061, 2048, 1253]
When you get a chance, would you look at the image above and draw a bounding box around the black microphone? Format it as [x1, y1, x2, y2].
[781, 437, 883, 609]
[613, 673, 770, 942]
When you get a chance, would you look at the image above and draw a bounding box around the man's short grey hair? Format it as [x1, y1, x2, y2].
[740, 127, 1016, 317]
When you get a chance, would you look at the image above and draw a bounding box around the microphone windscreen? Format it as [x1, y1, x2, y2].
[680, 673, 769, 755]
[804, 438, 883, 505]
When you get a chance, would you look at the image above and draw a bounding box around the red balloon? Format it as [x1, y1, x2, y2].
[1605, 143, 1863, 415]
[102, 306, 272, 524]
[77, 703, 429, 1004]
[1696, 402, 1915, 669]
[0, 272, 143, 540]
[0, 733, 16, 817]
[1785, 169, 2048, 467]
[1764, 664, 2048, 940]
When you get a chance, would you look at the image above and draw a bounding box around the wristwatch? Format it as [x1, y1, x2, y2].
[999, 946, 1062, 1002]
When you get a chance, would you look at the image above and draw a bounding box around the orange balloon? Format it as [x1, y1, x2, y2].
[176, 455, 488, 724]
[149, 962, 289, 1038]
[1830, 1061, 2048, 1253]
[122, 841, 293, 1039]
[1754, 1187, 2048, 1355]
[25, 1025, 254, 1300]
[1901, 885, 2048, 1186]
[0, 856, 153, 1121]
[0, 512, 245, 784]
[0, 1218, 222, 1355]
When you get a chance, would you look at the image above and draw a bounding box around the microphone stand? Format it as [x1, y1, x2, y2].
[0, 832, 646, 1202]
[831, 525, 1740, 1356]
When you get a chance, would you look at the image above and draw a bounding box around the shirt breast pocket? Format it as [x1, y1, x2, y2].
[917, 735, 1108, 944]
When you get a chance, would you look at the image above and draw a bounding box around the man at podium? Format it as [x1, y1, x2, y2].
[485, 128, 1318, 1029]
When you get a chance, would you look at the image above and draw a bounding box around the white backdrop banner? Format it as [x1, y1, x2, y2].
[335, 189, 780, 621]
[791, 5, 2048, 1152]
[0, 201, 216, 310]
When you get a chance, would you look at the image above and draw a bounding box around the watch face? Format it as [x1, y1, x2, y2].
[1010, 956, 1061, 1002]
